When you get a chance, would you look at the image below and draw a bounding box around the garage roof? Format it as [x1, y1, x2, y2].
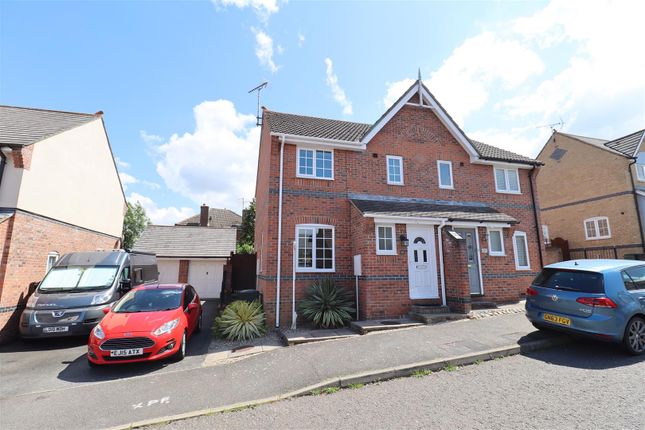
[133, 225, 237, 258]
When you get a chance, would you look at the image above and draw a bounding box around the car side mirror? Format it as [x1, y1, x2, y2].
[187, 302, 198, 311]
[28, 282, 40, 295]
[119, 279, 132, 291]
[102, 307, 111, 315]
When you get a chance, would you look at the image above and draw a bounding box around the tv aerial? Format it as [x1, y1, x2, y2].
[248, 81, 268, 126]
[536, 117, 565, 132]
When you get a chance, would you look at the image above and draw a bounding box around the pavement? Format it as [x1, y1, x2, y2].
[160, 339, 645, 430]
[0, 311, 573, 430]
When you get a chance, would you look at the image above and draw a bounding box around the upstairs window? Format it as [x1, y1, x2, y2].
[386, 155, 404, 185]
[636, 164, 645, 181]
[494, 167, 520, 194]
[584, 217, 611, 240]
[437, 160, 454, 189]
[296, 225, 335, 272]
[376, 224, 396, 255]
[297, 148, 333, 179]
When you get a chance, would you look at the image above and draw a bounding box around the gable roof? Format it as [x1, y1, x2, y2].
[0, 105, 99, 147]
[132, 225, 237, 258]
[175, 208, 242, 228]
[604, 129, 645, 157]
[264, 80, 540, 166]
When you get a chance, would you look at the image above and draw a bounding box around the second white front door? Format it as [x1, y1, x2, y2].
[407, 225, 438, 299]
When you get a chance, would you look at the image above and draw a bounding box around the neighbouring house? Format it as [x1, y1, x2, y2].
[254, 78, 545, 327]
[133, 205, 240, 299]
[537, 130, 645, 263]
[0, 105, 126, 342]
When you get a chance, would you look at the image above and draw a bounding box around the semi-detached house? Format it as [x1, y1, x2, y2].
[254, 79, 546, 327]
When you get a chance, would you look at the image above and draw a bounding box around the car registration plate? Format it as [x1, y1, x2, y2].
[43, 326, 69, 333]
[110, 348, 144, 357]
[544, 313, 571, 326]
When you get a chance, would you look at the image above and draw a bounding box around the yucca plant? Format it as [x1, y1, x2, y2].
[298, 278, 355, 328]
[213, 300, 267, 341]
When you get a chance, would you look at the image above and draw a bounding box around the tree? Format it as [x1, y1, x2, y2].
[122, 201, 150, 250]
[236, 198, 255, 254]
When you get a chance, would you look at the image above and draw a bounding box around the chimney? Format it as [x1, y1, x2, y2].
[199, 204, 209, 227]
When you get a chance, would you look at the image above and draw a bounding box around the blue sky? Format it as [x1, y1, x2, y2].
[2, 0, 643, 223]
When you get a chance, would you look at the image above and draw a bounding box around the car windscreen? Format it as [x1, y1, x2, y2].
[112, 288, 182, 313]
[532, 268, 604, 294]
[39, 266, 119, 292]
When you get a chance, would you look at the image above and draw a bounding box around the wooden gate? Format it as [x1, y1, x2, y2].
[230, 253, 257, 291]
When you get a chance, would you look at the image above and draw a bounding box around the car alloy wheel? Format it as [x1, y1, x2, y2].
[625, 317, 645, 355]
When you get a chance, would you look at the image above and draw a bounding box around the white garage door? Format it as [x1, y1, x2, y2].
[188, 260, 224, 299]
[157, 259, 180, 284]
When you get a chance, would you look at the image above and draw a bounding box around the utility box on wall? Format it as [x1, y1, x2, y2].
[353, 254, 362, 277]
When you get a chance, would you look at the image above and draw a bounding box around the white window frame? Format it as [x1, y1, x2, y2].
[494, 167, 521, 194]
[487, 228, 505, 256]
[375, 224, 397, 255]
[512, 231, 530, 271]
[386, 155, 404, 185]
[296, 147, 334, 180]
[46, 252, 59, 272]
[437, 160, 454, 189]
[542, 224, 550, 245]
[584, 216, 611, 240]
[295, 224, 335, 273]
[636, 164, 645, 182]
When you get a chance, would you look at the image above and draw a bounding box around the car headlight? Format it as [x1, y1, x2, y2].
[93, 324, 105, 340]
[91, 291, 112, 305]
[152, 318, 180, 336]
[26, 294, 38, 308]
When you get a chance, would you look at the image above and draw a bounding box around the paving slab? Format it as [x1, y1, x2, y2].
[350, 318, 424, 334]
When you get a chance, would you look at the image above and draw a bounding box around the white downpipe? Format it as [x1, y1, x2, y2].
[276, 135, 285, 327]
[438, 221, 447, 307]
[291, 240, 297, 330]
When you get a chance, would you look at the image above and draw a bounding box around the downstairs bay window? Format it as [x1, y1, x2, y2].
[296, 224, 335, 272]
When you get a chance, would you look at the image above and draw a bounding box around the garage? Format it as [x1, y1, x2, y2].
[187, 259, 225, 299]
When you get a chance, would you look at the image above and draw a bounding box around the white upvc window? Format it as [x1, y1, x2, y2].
[512, 231, 530, 270]
[437, 160, 454, 189]
[494, 167, 521, 194]
[46, 252, 59, 272]
[487, 228, 505, 256]
[386, 155, 404, 185]
[636, 164, 645, 181]
[542, 225, 550, 245]
[297, 148, 333, 180]
[584, 217, 611, 240]
[296, 224, 335, 272]
[375, 224, 397, 255]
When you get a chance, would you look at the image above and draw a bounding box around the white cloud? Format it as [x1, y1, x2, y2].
[139, 130, 163, 143]
[141, 180, 161, 190]
[119, 172, 137, 191]
[324, 58, 353, 115]
[383, 32, 543, 125]
[211, 0, 279, 21]
[114, 157, 130, 169]
[297, 32, 305, 47]
[128, 192, 194, 225]
[253, 29, 279, 73]
[469, 126, 553, 158]
[154, 99, 260, 213]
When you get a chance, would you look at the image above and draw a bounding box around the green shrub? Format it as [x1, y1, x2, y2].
[298, 278, 355, 328]
[213, 300, 267, 341]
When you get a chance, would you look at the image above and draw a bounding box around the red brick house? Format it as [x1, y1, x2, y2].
[0, 106, 125, 342]
[254, 80, 545, 327]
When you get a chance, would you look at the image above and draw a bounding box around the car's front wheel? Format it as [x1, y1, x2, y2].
[173, 331, 186, 361]
[623, 316, 645, 355]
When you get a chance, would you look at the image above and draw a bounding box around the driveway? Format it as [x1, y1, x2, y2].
[0, 300, 218, 398]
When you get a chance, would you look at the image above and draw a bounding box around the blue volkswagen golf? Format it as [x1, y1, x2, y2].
[525, 259, 645, 355]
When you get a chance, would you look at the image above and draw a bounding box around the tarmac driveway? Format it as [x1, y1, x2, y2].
[0, 300, 218, 398]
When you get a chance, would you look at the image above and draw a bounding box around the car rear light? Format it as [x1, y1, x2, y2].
[526, 286, 539, 297]
[576, 297, 617, 308]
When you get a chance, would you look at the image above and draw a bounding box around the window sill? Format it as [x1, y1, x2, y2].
[296, 174, 334, 181]
[495, 190, 521, 195]
[515, 266, 531, 271]
[387, 182, 404, 186]
[295, 268, 336, 273]
[489, 252, 506, 257]
[376, 251, 397, 256]
[439, 185, 454, 190]
[585, 236, 611, 241]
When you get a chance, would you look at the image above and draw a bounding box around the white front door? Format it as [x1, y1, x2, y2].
[407, 225, 438, 299]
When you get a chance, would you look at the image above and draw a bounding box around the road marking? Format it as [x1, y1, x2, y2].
[132, 397, 170, 410]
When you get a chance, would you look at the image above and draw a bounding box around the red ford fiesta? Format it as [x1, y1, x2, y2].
[87, 284, 202, 366]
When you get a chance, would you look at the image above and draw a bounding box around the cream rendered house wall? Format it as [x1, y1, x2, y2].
[14, 119, 125, 237]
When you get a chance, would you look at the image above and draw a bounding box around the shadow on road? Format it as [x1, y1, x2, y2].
[522, 337, 643, 369]
[0, 335, 89, 353]
[55, 300, 219, 383]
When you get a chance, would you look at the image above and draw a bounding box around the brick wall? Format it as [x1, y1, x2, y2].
[11, 145, 34, 170]
[0, 211, 120, 343]
[256, 104, 543, 326]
